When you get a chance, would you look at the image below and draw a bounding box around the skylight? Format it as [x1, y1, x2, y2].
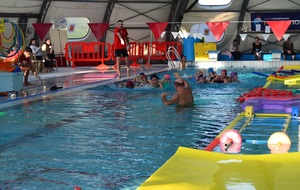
[198, 0, 232, 6]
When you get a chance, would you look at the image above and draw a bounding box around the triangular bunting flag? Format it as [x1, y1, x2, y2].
[171, 32, 179, 39]
[283, 34, 290, 41]
[267, 20, 291, 41]
[88, 23, 109, 41]
[146, 22, 169, 41]
[261, 34, 270, 41]
[160, 31, 166, 38]
[183, 32, 190, 38]
[191, 33, 198, 39]
[206, 22, 229, 41]
[239, 34, 247, 41]
[32, 23, 53, 41]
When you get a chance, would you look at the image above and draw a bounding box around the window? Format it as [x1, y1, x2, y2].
[198, 0, 232, 9]
[190, 23, 225, 43]
[54, 17, 90, 40]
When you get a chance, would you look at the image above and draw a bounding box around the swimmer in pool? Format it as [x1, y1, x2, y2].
[161, 72, 194, 107]
[119, 80, 135, 88]
[197, 76, 207, 84]
[211, 69, 230, 83]
[189, 69, 206, 83]
[149, 74, 162, 88]
[161, 74, 171, 88]
[230, 71, 240, 83]
[138, 74, 149, 87]
[207, 67, 218, 82]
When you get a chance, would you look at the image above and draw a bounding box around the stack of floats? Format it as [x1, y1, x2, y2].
[138, 65, 300, 190]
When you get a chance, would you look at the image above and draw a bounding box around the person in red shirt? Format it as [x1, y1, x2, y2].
[114, 20, 130, 79]
[19, 47, 40, 86]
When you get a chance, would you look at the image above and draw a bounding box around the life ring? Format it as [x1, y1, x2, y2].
[219, 129, 242, 153]
[267, 132, 291, 154]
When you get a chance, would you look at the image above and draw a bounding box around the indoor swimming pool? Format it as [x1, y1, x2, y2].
[0, 66, 298, 189]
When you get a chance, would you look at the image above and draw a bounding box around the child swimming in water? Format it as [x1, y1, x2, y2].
[230, 71, 240, 83]
[207, 67, 218, 82]
[211, 69, 230, 83]
[161, 74, 172, 88]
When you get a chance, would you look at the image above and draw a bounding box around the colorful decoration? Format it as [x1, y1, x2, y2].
[88, 23, 109, 41]
[32, 23, 53, 41]
[146, 22, 169, 41]
[206, 22, 229, 41]
[267, 20, 292, 41]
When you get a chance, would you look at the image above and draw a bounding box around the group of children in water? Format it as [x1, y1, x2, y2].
[188, 67, 239, 84]
[119, 72, 172, 89]
[119, 67, 239, 89]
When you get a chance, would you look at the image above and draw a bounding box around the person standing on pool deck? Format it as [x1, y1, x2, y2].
[114, 20, 130, 79]
[161, 72, 194, 107]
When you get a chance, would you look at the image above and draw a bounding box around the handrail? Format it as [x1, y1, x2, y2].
[166, 46, 181, 69]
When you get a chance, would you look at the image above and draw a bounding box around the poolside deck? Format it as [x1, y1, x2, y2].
[1, 60, 300, 109]
[0, 65, 169, 109]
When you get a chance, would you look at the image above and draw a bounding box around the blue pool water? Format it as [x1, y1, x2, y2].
[0, 67, 298, 189]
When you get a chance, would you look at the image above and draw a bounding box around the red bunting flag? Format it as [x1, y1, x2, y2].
[266, 20, 292, 41]
[206, 22, 229, 41]
[32, 23, 53, 41]
[146, 22, 169, 41]
[88, 23, 109, 41]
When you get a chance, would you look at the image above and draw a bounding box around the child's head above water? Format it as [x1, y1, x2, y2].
[164, 74, 170, 80]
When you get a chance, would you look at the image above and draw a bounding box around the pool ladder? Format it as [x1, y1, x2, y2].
[166, 46, 181, 69]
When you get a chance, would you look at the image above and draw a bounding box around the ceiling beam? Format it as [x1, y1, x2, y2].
[236, 0, 250, 41]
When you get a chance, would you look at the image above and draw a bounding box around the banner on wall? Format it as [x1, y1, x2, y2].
[251, 12, 300, 31]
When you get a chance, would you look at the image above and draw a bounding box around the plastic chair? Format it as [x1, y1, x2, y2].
[31, 55, 43, 73]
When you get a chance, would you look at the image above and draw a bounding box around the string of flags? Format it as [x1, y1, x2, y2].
[32, 21, 292, 42]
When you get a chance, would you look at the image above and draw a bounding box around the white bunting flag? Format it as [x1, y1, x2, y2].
[283, 34, 290, 41]
[171, 32, 179, 39]
[160, 31, 166, 38]
[239, 34, 247, 41]
[261, 34, 270, 41]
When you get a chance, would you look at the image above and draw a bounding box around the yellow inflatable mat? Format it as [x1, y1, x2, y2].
[138, 146, 300, 190]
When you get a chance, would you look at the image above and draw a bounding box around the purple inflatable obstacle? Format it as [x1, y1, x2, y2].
[241, 98, 300, 113]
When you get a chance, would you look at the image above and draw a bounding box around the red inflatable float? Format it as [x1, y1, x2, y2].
[219, 129, 242, 153]
[236, 87, 293, 103]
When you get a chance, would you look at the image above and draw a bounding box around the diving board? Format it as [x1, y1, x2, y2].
[138, 146, 300, 190]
